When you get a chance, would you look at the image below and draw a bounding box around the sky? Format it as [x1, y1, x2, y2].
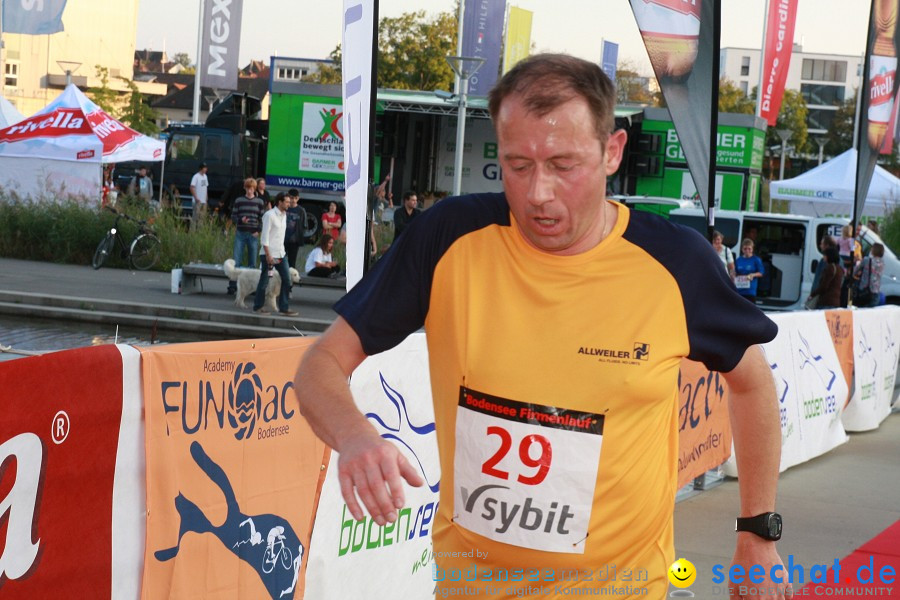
[136, 0, 871, 78]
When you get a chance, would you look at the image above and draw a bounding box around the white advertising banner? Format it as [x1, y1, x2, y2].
[843, 306, 900, 431]
[341, 0, 375, 289]
[299, 102, 345, 177]
[435, 117, 503, 195]
[304, 333, 440, 600]
[725, 311, 849, 476]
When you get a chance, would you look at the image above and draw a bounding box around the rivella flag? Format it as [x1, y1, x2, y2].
[199, 0, 244, 90]
[463, 0, 505, 95]
[856, 0, 900, 227]
[503, 6, 533, 74]
[342, 0, 376, 289]
[759, 0, 799, 126]
[2, 0, 67, 34]
[630, 0, 719, 220]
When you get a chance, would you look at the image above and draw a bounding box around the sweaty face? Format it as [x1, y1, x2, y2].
[497, 94, 625, 256]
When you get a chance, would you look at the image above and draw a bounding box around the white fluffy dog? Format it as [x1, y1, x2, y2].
[224, 258, 300, 312]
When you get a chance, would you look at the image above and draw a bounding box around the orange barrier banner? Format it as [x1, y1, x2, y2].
[140, 338, 329, 600]
[676, 359, 732, 488]
[824, 309, 855, 408]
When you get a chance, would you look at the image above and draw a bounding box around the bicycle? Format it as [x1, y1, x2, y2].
[92, 206, 161, 270]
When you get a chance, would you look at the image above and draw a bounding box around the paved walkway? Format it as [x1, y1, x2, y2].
[1, 256, 898, 596]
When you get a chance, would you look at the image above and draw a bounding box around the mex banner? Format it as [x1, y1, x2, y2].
[0, 345, 144, 599]
[856, 0, 900, 228]
[140, 338, 329, 600]
[199, 0, 244, 90]
[2, 0, 67, 34]
[630, 0, 720, 222]
[758, 0, 799, 126]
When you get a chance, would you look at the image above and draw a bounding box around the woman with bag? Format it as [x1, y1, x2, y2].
[711, 230, 736, 281]
[852, 243, 885, 308]
[809, 247, 844, 309]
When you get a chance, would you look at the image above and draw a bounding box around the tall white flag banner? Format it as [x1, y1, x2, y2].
[341, 0, 375, 289]
[199, 0, 244, 90]
[2, 0, 67, 34]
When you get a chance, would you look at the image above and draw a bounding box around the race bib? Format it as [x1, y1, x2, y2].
[735, 275, 751, 289]
[453, 387, 604, 554]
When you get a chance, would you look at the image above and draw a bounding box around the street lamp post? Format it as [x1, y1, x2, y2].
[56, 60, 82, 87]
[815, 137, 828, 166]
[776, 129, 792, 181]
[445, 56, 484, 197]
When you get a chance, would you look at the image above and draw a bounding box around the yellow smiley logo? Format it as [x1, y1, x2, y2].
[668, 558, 697, 588]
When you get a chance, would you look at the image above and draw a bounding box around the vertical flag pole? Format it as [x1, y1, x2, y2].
[708, 0, 721, 236]
[454, 0, 464, 95]
[755, 0, 770, 118]
[363, 0, 379, 277]
[192, 0, 205, 124]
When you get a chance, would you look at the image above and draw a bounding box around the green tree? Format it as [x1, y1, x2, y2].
[766, 89, 808, 156]
[119, 79, 160, 135]
[172, 52, 192, 69]
[87, 66, 118, 114]
[615, 60, 654, 105]
[312, 10, 457, 91]
[825, 95, 856, 156]
[377, 10, 456, 90]
[718, 77, 755, 114]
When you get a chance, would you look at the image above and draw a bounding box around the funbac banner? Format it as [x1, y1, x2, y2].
[342, 0, 376, 288]
[463, 0, 506, 95]
[676, 359, 732, 488]
[0, 345, 144, 599]
[630, 0, 720, 220]
[503, 6, 533, 74]
[2, 0, 68, 34]
[200, 0, 244, 90]
[758, 0, 799, 126]
[855, 0, 900, 229]
[140, 338, 329, 600]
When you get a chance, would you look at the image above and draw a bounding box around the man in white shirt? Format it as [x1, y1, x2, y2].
[253, 193, 298, 316]
[190, 163, 209, 229]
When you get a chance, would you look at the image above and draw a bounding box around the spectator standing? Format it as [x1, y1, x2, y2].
[321, 201, 342, 239]
[734, 238, 764, 302]
[190, 163, 209, 229]
[229, 178, 265, 295]
[128, 166, 153, 204]
[305, 234, 341, 278]
[257, 178, 272, 210]
[293, 54, 784, 599]
[392, 190, 421, 241]
[711, 230, 735, 281]
[254, 193, 297, 316]
[852, 243, 885, 307]
[809, 246, 844, 309]
[284, 188, 307, 270]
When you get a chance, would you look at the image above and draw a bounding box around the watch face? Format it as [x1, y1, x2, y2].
[767, 514, 783, 539]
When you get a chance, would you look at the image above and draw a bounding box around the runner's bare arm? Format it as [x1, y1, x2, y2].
[724, 345, 790, 600]
[294, 317, 424, 526]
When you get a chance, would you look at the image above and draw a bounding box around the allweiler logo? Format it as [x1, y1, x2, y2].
[577, 342, 651, 365]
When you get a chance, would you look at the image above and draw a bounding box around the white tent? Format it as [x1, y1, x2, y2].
[0, 84, 165, 201]
[0, 96, 24, 128]
[770, 148, 900, 219]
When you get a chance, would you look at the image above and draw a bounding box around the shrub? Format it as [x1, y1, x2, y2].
[0, 195, 234, 270]
[881, 202, 900, 255]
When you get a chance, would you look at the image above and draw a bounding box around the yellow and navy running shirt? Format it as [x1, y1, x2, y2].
[336, 193, 777, 598]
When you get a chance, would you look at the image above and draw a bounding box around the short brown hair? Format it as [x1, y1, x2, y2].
[871, 243, 885, 258]
[488, 53, 616, 144]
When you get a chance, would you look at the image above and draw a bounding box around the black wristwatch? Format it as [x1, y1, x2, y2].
[735, 512, 782, 541]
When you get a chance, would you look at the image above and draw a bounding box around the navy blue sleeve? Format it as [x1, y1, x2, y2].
[623, 211, 778, 372]
[334, 193, 510, 356]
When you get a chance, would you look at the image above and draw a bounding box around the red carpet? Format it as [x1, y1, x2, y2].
[799, 519, 900, 598]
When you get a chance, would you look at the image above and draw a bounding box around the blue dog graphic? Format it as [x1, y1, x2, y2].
[155, 441, 304, 599]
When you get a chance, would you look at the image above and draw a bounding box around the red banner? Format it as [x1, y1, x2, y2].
[759, 0, 799, 126]
[0, 345, 143, 599]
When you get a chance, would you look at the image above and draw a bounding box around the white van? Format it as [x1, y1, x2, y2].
[667, 208, 900, 311]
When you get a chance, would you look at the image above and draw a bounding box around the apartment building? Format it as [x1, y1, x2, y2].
[2, 1, 166, 116]
[720, 45, 863, 137]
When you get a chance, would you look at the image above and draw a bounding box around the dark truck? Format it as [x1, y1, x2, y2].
[154, 92, 267, 220]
